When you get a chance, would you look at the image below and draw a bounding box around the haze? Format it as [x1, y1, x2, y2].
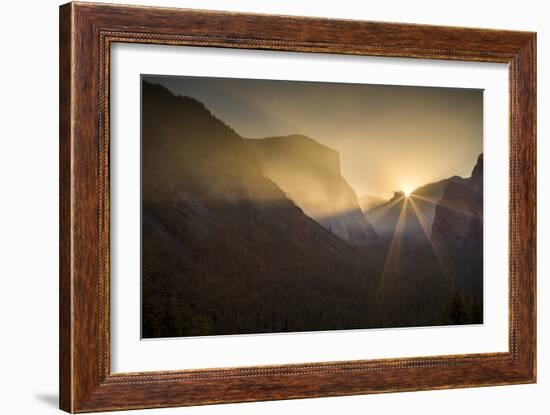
[146, 75, 482, 198]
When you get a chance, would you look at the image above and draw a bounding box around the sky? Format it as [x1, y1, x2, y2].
[144, 75, 483, 198]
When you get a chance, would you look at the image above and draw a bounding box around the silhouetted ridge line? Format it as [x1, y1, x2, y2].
[142, 81, 241, 138]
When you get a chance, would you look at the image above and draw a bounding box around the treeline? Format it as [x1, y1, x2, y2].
[142, 195, 384, 338]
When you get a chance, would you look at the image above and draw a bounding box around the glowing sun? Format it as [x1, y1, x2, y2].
[402, 186, 413, 197]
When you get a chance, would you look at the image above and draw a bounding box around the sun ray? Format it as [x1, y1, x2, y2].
[377, 197, 408, 296]
[408, 197, 432, 238]
[367, 195, 404, 222]
[410, 193, 475, 217]
[408, 197, 455, 290]
[402, 186, 413, 197]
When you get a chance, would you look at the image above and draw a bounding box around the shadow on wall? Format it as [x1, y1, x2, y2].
[34, 393, 58, 408]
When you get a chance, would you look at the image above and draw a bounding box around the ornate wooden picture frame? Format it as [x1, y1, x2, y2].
[59, 2, 536, 412]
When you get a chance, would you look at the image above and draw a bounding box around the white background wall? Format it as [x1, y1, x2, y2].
[0, 0, 546, 414]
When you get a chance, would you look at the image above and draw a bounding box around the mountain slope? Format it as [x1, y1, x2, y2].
[359, 195, 388, 213]
[141, 81, 380, 337]
[430, 154, 483, 323]
[369, 156, 483, 327]
[411, 176, 466, 228]
[432, 156, 483, 249]
[247, 135, 379, 245]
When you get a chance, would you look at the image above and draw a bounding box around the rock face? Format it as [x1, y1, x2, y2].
[248, 135, 379, 245]
[411, 176, 467, 229]
[430, 154, 483, 323]
[363, 191, 406, 239]
[431, 154, 483, 251]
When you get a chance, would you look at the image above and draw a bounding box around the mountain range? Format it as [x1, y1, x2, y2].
[141, 80, 483, 337]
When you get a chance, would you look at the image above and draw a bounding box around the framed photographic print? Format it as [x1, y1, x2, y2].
[59, 2, 536, 412]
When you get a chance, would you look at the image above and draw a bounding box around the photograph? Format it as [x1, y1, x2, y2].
[1, 0, 543, 413]
[141, 75, 484, 338]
